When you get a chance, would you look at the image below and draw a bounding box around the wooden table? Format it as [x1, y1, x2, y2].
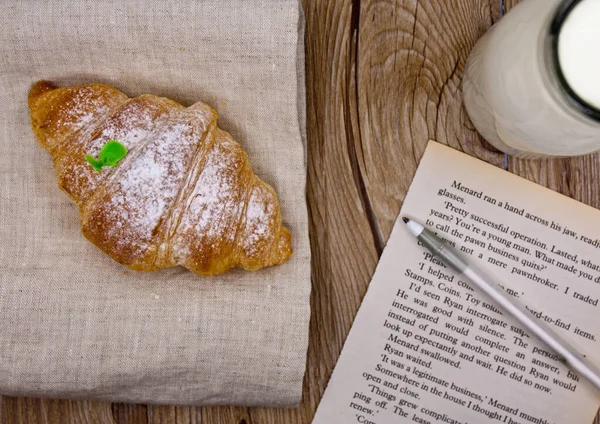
[2, 1, 599, 423]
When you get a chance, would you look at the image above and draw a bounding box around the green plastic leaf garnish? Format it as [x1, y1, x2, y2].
[85, 140, 128, 171]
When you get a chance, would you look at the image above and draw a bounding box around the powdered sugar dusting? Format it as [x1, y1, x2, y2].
[87, 106, 214, 264]
[56, 96, 175, 204]
[91, 105, 155, 154]
[33, 85, 128, 157]
[53, 86, 119, 134]
[169, 129, 285, 272]
[242, 185, 276, 257]
[190, 157, 236, 236]
[170, 131, 248, 268]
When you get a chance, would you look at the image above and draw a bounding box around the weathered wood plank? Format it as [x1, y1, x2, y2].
[250, 1, 381, 422]
[0, 397, 114, 424]
[500, 1, 600, 423]
[147, 405, 198, 424]
[111, 403, 148, 423]
[354, 0, 504, 241]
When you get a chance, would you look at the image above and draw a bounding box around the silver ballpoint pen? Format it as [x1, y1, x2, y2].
[403, 217, 600, 393]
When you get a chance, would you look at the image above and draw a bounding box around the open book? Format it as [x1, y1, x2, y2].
[313, 142, 600, 424]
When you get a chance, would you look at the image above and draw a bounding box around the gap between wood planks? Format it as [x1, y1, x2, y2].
[345, 0, 386, 256]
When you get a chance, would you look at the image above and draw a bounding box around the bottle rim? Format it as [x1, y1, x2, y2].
[549, 0, 600, 122]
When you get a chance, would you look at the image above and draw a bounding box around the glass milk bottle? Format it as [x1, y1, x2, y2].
[463, 0, 600, 158]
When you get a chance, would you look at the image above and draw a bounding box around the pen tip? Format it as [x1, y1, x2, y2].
[402, 217, 409, 224]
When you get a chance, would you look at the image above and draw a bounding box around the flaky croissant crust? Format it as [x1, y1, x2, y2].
[29, 81, 292, 275]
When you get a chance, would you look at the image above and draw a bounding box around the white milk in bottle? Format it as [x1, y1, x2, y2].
[463, 0, 600, 158]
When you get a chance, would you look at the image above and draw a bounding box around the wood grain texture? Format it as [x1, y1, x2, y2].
[0, 398, 114, 424]
[204, 4, 383, 424]
[111, 403, 148, 423]
[501, 1, 600, 423]
[247, 1, 381, 423]
[4, 0, 595, 423]
[354, 0, 504, 241]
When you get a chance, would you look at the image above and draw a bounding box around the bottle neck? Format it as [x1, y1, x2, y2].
[546, 0, 600, 123]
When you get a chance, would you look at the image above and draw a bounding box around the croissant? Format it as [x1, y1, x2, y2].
[28, 81, 292, 276]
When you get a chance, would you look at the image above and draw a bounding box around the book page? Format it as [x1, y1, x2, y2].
[313, 141, 600, 424]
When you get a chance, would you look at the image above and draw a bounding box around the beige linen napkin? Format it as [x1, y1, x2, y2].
[0, 0, 310, 407]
